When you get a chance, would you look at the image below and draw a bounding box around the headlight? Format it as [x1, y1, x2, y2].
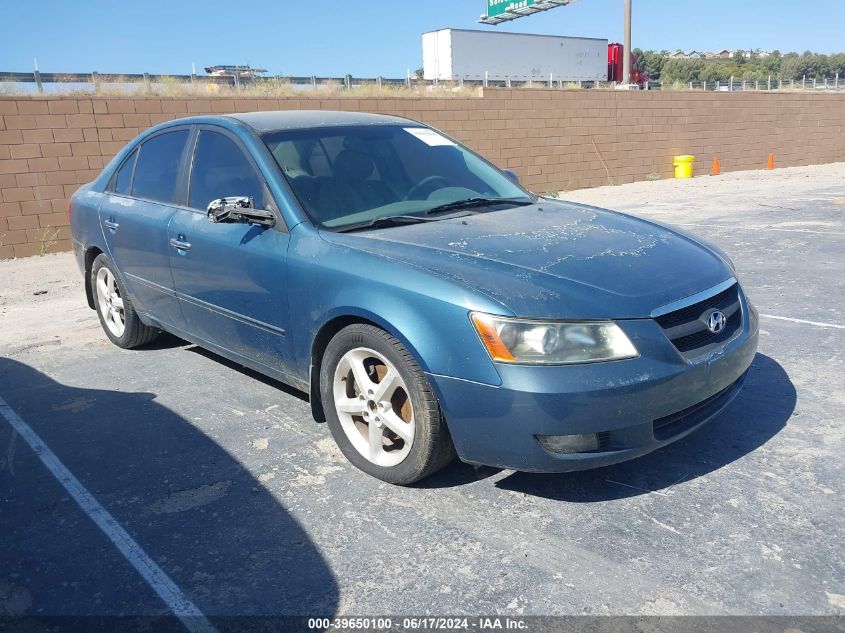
[470, 312, 638, 365]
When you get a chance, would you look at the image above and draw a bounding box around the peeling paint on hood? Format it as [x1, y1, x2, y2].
[322, 201, 733, 319]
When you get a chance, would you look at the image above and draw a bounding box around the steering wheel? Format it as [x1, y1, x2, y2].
[404, 175, 449, 201]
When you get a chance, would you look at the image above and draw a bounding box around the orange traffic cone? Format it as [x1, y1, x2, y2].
[767, 153, 775, 170]
[711, 157, 721, 176]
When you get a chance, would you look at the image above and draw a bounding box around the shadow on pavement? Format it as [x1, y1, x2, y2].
[415, 460, 502, 489]
[133, 331, 189, 351]
[494, 353, 794, 501]
[0, 357, 338, 621]
[186, 345, 310, 403]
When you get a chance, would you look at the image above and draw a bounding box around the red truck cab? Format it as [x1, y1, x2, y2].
[608, 43, 648, 86]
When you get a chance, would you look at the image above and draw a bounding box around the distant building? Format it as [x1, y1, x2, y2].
[667, 49, 773, 61]
[204, 65, 268, 78]
[667, 50, 705, 60]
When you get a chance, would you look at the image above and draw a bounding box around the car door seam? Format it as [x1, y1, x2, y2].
[174, 292, 286, 336]
[124, 273, 177, 297]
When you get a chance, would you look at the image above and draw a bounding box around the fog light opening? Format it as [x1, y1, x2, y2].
[537, 433, 601, 454]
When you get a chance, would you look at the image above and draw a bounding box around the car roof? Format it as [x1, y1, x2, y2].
[226, 110, 416, 133]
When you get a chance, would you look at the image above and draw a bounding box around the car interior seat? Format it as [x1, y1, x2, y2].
[314, 150, 397, 223]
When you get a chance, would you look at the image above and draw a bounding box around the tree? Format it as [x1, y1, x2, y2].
[699, 62, 732, 84]
[631, 49, 842, 85]
[660, 59, 704, 84]
[826, 53, 845, 78]
[780, 52, 800, 80]
[642, 50, 667, 81]
[787, 51, 826, 79]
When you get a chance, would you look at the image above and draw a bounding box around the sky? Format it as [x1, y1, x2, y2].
[3, 0, 843, 77]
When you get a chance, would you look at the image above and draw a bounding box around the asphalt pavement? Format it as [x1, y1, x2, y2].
[1, 164, 843, 625]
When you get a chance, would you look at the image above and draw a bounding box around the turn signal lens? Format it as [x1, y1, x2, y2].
[470, 312, 638, 365]
[470, 313, 515, 362]
[66, 201, 73, 222]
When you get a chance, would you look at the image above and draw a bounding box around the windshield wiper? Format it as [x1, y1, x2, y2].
[333, 197, 534, 232]
[425, 197, 533, 216]
[334, 214, 440, 233]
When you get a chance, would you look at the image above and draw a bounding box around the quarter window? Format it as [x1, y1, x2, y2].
[112, 149, 137, 195]
[131, 130, 189, 204]
[189, 131, 266, 211]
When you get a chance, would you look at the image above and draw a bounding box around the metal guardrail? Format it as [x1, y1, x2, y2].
[1, 71, 431, 92]
[2, 71, 844, 94]
[681, 76, 844, 91]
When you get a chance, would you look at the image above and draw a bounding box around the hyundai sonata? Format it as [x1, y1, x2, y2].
[69, 111, 758, 484]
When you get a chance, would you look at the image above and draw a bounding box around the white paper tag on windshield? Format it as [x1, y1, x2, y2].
[404, 127, 454, 146]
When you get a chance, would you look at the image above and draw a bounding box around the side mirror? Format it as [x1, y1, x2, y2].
[207, 197, 275, 228]
[503, 169, 520, 185]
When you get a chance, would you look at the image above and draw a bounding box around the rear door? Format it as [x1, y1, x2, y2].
[168, 126, 295, 380]
[99, 128, 190, 329]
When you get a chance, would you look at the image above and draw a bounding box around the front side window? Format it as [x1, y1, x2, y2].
[111, 148, 137, 195]
[131, 130, 189, 203]
[189, 130, 266, 211]
[261, 125, 530, 230]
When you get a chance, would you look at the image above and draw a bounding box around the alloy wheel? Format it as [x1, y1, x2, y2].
[332, 347, 415, 467]
[96, 267, 126, 338]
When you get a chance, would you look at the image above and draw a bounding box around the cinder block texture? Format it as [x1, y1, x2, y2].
[2, 91, 844, 258]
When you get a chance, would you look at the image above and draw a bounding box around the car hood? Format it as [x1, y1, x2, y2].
[321, 200, 734, 319]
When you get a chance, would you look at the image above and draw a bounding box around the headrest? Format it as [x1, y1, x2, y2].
[334, 150, 374, 182]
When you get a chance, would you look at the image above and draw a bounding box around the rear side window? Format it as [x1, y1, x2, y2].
[188, 130, 266, 210]
[112, 149, 137, 195]
[131, 130, 189, 203]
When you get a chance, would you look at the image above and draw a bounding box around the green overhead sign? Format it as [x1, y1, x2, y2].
[487, 0, 535, 18]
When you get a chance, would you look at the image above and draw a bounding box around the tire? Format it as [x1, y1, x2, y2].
[91, 254, 159, 349]
[320, 324, 456, 485]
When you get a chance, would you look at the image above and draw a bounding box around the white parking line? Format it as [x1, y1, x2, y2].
[761, 314, 845, 330]
[0, 396, 217, 633]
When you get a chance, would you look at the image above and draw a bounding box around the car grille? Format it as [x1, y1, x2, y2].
[655, 283, 742, 355]
[652, 371, 747, 441]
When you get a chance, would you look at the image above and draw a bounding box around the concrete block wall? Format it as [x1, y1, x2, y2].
[1, 90, 843, 258]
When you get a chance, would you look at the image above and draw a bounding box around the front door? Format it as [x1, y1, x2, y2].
[168, 127, 294, 379]
[98, 128, 190, 329]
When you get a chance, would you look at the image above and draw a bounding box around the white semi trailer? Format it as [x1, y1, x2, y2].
[422, 28, 608, 82]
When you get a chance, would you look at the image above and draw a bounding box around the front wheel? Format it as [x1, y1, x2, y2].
[320, 324, 455, 485]
[91, 254, 159, 349]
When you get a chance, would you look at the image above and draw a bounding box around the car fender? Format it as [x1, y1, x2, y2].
[288, 228, 507, 389]
[307, 285, 504, 387]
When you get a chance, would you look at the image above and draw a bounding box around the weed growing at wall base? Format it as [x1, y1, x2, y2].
[37, 227, 60, 256]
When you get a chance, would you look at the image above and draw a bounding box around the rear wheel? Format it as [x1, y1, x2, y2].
[321, 324, 455, 485]
[91, 254, 159, 349]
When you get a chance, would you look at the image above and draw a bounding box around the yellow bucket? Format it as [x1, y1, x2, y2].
[673, 155, 695, 179]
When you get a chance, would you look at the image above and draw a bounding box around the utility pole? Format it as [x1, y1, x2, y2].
[622, 0, 632, 86]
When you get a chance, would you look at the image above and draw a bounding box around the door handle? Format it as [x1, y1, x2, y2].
[103, 219, 120, 230]
[169, 237, 192, 251]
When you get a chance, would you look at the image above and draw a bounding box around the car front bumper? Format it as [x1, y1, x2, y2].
[428, 294, 759, 473]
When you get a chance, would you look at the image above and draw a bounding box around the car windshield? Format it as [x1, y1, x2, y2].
[261, 125, 532, 230]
